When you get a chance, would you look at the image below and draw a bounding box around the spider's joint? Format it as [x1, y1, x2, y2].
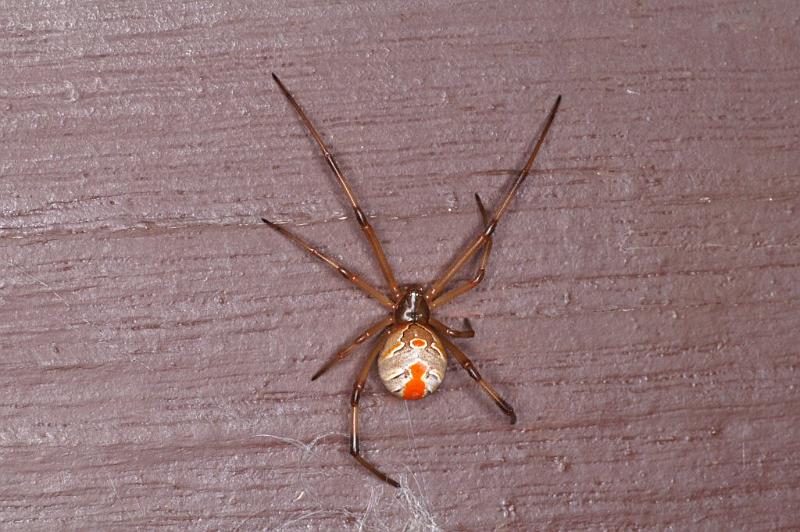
[351, 384, 364, 406]
[465, 362, 481, 381]
[338, 266, 353, 279]
[324, 152, 341, 173]
[352, 206, 368, 227]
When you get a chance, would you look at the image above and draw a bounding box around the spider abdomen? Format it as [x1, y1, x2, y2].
[378, 323, 447, 400]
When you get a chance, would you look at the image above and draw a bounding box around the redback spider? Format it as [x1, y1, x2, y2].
[262, 73, 560, 487]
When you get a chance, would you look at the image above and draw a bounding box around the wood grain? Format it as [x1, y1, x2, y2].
[2, 0, 799, 529]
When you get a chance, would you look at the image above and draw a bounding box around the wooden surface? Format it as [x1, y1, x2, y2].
[2, 1, 799, 530]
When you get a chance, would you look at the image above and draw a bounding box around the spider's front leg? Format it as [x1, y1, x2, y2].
[426, 95, 561, 304]
[272, 73, 401, 299]
[429, 194, 493, 310]
[261, 218, 394, 309]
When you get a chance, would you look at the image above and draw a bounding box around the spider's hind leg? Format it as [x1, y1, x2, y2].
[350, 328, 400, 487]
[435, 330, 516, 424]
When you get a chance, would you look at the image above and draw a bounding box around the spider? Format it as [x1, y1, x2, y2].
[262, 73, 560, 487]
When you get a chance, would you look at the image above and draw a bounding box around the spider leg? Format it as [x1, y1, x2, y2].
[311, 316, 393, 381]
[350, 327, 400, 487]
[426, 95, 561, 301]
[261, 218, 393, 309]
[430, 194, 493, 310]
[435, 331, 516, 424]
[429, 317, 475, 338]
[272, 73, 401, 299]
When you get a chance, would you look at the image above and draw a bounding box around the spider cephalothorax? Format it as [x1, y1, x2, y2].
[262, 73, 560, 487]
[393, 285, 429, 323]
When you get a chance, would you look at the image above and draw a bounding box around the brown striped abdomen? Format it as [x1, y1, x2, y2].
[378, 323, 447, 400]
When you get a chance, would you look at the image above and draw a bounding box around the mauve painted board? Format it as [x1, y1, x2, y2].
[1, 1, 799, 530]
